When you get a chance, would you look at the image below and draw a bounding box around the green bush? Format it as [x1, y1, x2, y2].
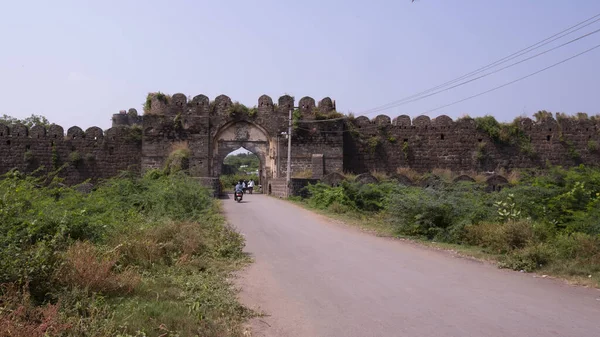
[387, 185, 493, 241]
[304, 181, 395, 213]
[474, 116, 504, 142]
[220, 173, 259, 191]
[23, 150, 34, 163]
[500, 243, 553, 271]
[0, 171, 215, 298]
[69, 151, 83, 166]
[298, 166, 600, 280]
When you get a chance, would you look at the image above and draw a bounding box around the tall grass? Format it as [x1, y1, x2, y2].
[0, 170, 250, 336]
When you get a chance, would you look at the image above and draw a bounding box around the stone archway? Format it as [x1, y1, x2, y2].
[212, 120, 274, 185]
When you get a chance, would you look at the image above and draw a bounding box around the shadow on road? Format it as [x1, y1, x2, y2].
[219, 193, 251, 203]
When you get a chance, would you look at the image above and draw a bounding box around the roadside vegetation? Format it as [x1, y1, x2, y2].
[295, 166, 600, 286]
[0, 169, 251, 336]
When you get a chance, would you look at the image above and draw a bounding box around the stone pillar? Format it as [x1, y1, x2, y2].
[311, 154, 324, 179]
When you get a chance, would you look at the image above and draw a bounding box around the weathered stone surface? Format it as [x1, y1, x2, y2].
[74, 182, 94, 194]
[391, 173, 414, 186]
[486, 175, 509, 192]
[355, 173, 378, 184]
[321, 172, 346, 187]
[420, 175, 446, 190]
[453, 175, 476, 183]
[2, 93, 599, 190]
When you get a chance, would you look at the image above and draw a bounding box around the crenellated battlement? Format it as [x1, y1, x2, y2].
[0, 123, 141, 141]
[0, 122, 142, 185]
[344, 112, 600, 174]
[2, 92, 599, 187]
[348, 113, 600, 133]
[141, 93, 337, 117]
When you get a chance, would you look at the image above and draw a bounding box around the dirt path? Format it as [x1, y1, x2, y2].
[224, 195, 600, 337]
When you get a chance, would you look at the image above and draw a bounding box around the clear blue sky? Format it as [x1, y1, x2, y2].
[1, 0, 599, 130]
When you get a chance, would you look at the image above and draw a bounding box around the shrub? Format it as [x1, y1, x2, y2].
[23, 150, 34, 163]
[402, 141, 409, 159]
[554, 233, 600, 261]
[0, 170, 248, 335]
[143, 92, 170, 114]
[370, 170, 389, 182]
[474, 116, 503, 141]
[465, 220, 534, 253]
[0, 284, 71, 337]
[228, 101, 250, 116]
[51, 145, 59, 169]
[305, 183, 355, 211]
[499, 243, 553, 271]
[57, 241, 140, 295]
[164, 142, 190, 174]
[367, 136, 381, 153]
[533, 110, 553, 122]
[220, 173, 259, 190]
[588, 140, 599, 152]
[69, 151, 83, 166]
[388, 185, 492, 241]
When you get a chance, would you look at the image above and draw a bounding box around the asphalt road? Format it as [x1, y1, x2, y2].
[224, 194, 600, 337]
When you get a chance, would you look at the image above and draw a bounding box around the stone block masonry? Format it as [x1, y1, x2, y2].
[1, 92, 598, 188]
[0, 123, 142, 185]
[344, 114, 600, 174]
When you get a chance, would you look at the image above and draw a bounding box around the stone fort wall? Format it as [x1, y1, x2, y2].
[344, 113, 600, 174]
[0, 123, 142, 185]
[1, 93, 598, 186]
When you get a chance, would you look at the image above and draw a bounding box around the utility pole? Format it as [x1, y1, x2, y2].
[286, 107, 293, 197]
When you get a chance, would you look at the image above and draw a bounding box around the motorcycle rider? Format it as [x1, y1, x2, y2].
[234, 181, 244, 201]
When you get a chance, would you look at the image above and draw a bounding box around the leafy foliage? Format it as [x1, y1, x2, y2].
[0, 114, 51, 128]
[0, 170, 250, 336]
[298, 166, 600, 281]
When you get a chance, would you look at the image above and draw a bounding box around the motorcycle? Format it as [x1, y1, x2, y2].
[234, 191, 244, 203]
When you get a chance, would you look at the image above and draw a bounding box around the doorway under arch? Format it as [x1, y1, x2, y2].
[212, 120, 275, 186]
[219, 147, 261, 191]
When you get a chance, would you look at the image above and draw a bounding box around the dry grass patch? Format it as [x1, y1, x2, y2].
[57, 242, 140, 295]
[293, 169, 313, 178]
[396, 167, 422, 181]
[431, 168, 455, 182]
[370, 170, 390, 182]
[0, 284, 71, 337]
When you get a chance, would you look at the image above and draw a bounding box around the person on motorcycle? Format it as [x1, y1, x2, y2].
[235, 181, 244, 193]
[234, 182, 244, 201]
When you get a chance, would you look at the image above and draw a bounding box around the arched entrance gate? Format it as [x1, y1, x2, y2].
[211, 120, 275, 186]
[140, 93, 344, 195]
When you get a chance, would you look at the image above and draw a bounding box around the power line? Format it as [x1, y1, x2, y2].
[424, 43, 600, 114]
[296, 43, 600, 131]
[358, 27, 600, 116]
[358, 13, 600, 115]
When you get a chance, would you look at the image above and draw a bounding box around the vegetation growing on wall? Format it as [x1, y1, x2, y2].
[68, 151, 83, 167]
[143, 92, 170, 114]
[367, 136, 382, 153]
[313, 108, 344, 120]
[163, 142, 191, 174]
[297, 165, 600, 286]
[23, 150, 34, 163]
[51, 144, 59, 170]
[0, 170, 251, 336]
